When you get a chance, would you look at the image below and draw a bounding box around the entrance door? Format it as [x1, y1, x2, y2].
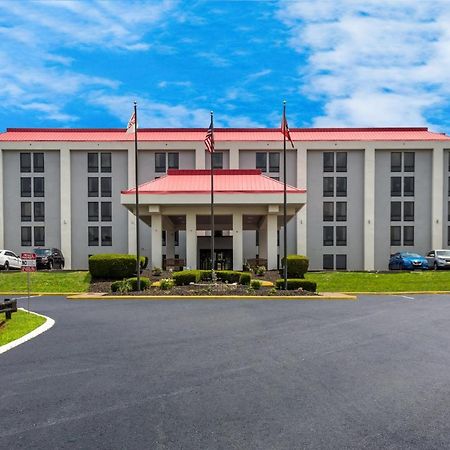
[199, 249, 233, 270]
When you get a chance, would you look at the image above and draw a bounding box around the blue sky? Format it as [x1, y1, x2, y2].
[1, 0, 450, 132]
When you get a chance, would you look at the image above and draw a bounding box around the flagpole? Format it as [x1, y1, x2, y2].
[134, 101, 141, 291]
[210, 111, 215, 276]
[283, 101, 288, 290]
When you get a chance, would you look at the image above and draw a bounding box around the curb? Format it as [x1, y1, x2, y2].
[340, 291, 450, 295]
[0, 292, 79, 296]
[0, 308, 55, 355]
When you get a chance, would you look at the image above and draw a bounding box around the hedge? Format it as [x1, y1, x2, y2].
[173, 270, 201, 286]
[239, 272, 251, 285]
[126, 277, 150, 291]
[216, 270, 241, 283]
[275, 279, 317, 292]
[199, 270, 213, 281]
[280, 255, 309, 279]
[89, 254, 144, 279]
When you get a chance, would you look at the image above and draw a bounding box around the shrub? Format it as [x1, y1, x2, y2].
[250, 279, 262, 290]
[216, 270, 241, 283]
[89, 254, 139, 280]
[199, 270, 213, 281]
[239, 272, 252, 285]
[173, 270, 201, 286]
[159, 278, 174, 290]
[140, 256, 149, 270]
[152, 267, 162, 276]
[280, 255, 309, 279]
[255, 265, 266, 276]
[111, 279, 131, 293]
[126, 277, 150, 291]
[275, 279, 317, 292]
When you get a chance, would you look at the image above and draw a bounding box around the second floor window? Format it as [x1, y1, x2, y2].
[155, 153, 166, 172]
[256, 152, 266, 171]
[268, 153, 280, 172]
[101, 153, 112, 173]
[168, 152, 179, 169]
[323, 226, 334, 246]
[34, 226, 45, 246]
[336, 153, 347, 172]
[336, 226, 347, 246]
[20, 153, 31, 172]
[323, 152, 334, 172]
[21, 226, 32, 246]
[33, 153, 44, 172]
[212, 152, 223, 169]
[88, 153, 99, 172]
[391, 152, 402, 172]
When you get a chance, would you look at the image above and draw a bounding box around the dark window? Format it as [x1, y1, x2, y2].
[101, 226, 112, 246]
[20, 153, 31, 172]
[323, 226, 334, 246]
[404, 177, 414, 197]
[269, 153, 280, 172]
[21, 202, 32, 222]
[391, 202, 402, 221]
[256, 152, 267, 171]
[323, 202, 334, 221]
[88, 177, 99, 197]
[336, 226, 347, 246]
[323, 152, 334, 172]
[212, 152, 223, 169]
[403, 226, 414, 245]
[336, 152, 347, 172]
[390, 226, 401, 246]
[88, 226, 99, 246]
[88, 202, 99, 221]
[404, 152, 415, 172]
[168, 152, 179, 169]
[255, 230, 259, 246]
[174, 231, 179, 246]
[336, 202, 347, 221]
[34, 202, 45, 221]
[323, 254, 334, 269]
[155, 153, 166, 172]
[403, 202, 414, 221]
[277, 230, 280, 246]
[336, 254, 347, 270]
[323, 177, 334, 197]
[21, 226, 32, 246]
[88, 153, 99, 172]
[100, 153, 112, 173]
[101, 177, 112, 197]
[33, 153, 44, 172]
[391, 152, 402, 172]
[101, 202, 112, 221]
[33, 177, 44, 197]
[34, 226, 45, 246]
[162, 230, 166, 246]
[448, 201, 450, 222]
[391, 177, 402, 196]
[21, 177, 32, 197]
[336, 177, 347, 197]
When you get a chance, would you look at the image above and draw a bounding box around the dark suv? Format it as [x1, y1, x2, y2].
[34, 248, 65, 270]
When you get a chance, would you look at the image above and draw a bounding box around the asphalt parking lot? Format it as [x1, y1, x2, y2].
[1, 294, 450, 449]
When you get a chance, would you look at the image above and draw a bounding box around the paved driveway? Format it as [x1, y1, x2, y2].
[1, 294, 450, 449]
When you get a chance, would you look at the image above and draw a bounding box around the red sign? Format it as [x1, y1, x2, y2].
[21, 252, 37, 272]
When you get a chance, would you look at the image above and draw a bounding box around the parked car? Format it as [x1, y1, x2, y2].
[388, 252, 429, 270]
[34, 248, 65, 270]
[0, 250, 22, 270]
[425, 249, 450, 270]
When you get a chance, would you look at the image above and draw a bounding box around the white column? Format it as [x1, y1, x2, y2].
[186, 212, 197, 269]
[195, 146, 205, 169]
[296, 144, 307, 255]
[60, 147, 72, 269]
[0, 149, 4, 249]
[259, 217, 267, 262]
[364, 145, 376, 271]
[127, 146, 137, 254]
[432, 145, 444, 249]
[232, 212, 243, 270]
[166, 230, 175, 260]
[267, 214, 278, 270]
[151, 214, 163, 269]
[229, 144, 240, 169]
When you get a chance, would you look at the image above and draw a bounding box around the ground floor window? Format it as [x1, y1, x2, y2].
[323, 254, 347, 270]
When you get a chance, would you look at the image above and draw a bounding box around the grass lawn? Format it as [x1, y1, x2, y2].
[305, 270, 450, 292]
[0, 271, 90, 293]
[0, 310, 46, 346]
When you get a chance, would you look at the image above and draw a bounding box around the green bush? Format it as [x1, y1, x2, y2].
[275, 279, 317, 292]
[255, 265, 266, 276]
[152, 267, 162, 276]
[126, 277, 150, 291]
[111, 280, 131, 293]
[140, 256, 149, 270]
[89, 254, 139, 280]
[239, 272, 252, 285]
[199, 270, 213, 281]
[250, 279, 262, 290]
[280, 255, 310, 279]
[159, 278, 174, 290]
[216, 270, 241, 283]
[173, 270, 201, 286]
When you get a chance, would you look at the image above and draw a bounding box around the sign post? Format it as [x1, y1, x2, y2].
[21, 253, 36, 313]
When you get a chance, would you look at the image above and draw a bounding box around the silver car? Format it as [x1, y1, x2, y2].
[426, 249, 450, 270]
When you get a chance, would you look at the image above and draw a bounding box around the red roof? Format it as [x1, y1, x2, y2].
[122, 169, 306, 195]
[1, 127, 449, 142]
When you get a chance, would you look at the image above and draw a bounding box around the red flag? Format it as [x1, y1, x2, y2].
[204, 116, 214, 153]
[281, 111, 295, 148]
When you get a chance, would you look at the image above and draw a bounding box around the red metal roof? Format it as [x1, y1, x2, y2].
[122, 169, 306, 195]
[1, 127, 449, 142]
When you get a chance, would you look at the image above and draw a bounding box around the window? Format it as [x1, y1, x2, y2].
[336, 202, 347, 221]
[155, 153, 166, 172]
[101, 177, 112, 197]
[168, 152, 179, 169]
[336, 152, 347, 172]
[323, 152, 334, 172]
[403, 202, 414, 221]
[391, 177, 402, 196]
[88, 153, 99, 172]
[336, 226, 347, 246]
[256, 152, 267, 171]
[323, 254, 334, 269]
[391, 202, 401, 221]
[34, 202, 45, 221]
[21, 226, 32, 246]
[175, 231, 179, 246]
[20, 153, 31, 172]
[403, 226, 414, 245]
[21, 177, 32, 197]
[34, 226, 45, 246]
[323, 226, 334, 246]
[448, 201, 450, 222]
[88, 226, 99, 246]
[390, 226, 401, 246]
[212, 152, 223, 169]
[101, 226, 112, 246]
[391, 152, 402, 172]
[255, 230, 259, 246]
[404, 152, 415, 172]
[162, 230, 167, 246]
[336, 254, 347, 270]
[88, 202, 99, 221]
[336, 177, 347, 197]
[323, 177, 334, 197]
[404, 177, 414, 197]
[101, 202, 112, 221]
[323, 202, 334, 221]
[88, 177, 99, 197]
[33, 177, 44, 197]
[33, 153, 44, 172]
[21, 202, 32, 222]
[100, 153, 111, 173]
[277, 230, 280, 246]
[269, 153, 280, 172]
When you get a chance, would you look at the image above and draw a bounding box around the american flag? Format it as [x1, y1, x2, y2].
[281, 111, 295, 149]
[126, 111, 136, 133]
[204, 116, 214, 153]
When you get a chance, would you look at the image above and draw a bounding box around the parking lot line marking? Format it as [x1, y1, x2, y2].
[398, 295, 415, 300]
